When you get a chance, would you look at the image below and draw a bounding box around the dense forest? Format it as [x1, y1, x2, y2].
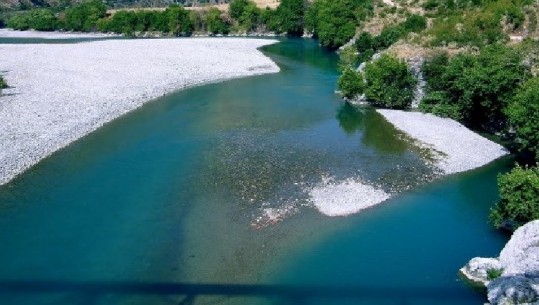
[2, 0, 539, 231]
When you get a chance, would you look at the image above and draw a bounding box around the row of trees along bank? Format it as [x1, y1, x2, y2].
[4, 0, 376, 48]
[336, 0, 539, 231]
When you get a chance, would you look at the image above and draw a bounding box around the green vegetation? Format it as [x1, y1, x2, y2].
[364, 54, 417, 109]
[420, 45, 529, 131]
[205, 7, 230, 34]
[490, 165, 539, 229]
[273, 0, 305, 36]
[305, 0, 373, 49]
[337, 68, 364, 99]
[487, 268, 504, 280]
[0, 76, 7, 91]
[64, 0, 107, 32]
[426, 0, 533, 47]
[7, 8, 58, 31]
[507, 77, 539, 161]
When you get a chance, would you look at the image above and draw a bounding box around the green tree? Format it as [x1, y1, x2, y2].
[490, 165, 539, 229]
[364, 54, 417, 109]
[166, 5, 193, 36]
[419, 45, 529, 130]
[229, 0, 250, 20]
[0, 76, 7, 91]
[307, 0, 373, 49]
[338, 68, 365, 99]
[238, 2, 261, 31]
[507, 77, 539, 161]
[64, 0, 107, 32]
[205, 7, 229, 34]
[274, 0, 305, 36]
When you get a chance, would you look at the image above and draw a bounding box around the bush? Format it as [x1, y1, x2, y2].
[8, 9, 58, 31]
[419, 45, 529, 131]
[0, 76, 7, 91]
[274, 0, 305, 36]
[205, 7, 230, 34]
[364, 54, 417, 109]
[490, 165, 539, 229]
[230, 0, 251, 20]
[507, 77, 539, 161]
[64, 0, 107, 32]
[307, 0, 373, 49]
[373, 25, 403, 49]
[402, 14, 427, 33]
[338, 68, 365, 99]
[487, 268, 504, 280]
[355, 31, 374, 54]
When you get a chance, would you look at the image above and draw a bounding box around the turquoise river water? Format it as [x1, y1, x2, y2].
[0, 38, 510, 305]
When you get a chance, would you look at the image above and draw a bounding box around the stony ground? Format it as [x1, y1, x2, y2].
[0, 37, 279, 185]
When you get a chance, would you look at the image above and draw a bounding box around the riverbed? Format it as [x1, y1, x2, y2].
[0, 38, 509, 305]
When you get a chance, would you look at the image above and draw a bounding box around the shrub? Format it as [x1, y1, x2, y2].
[307, 0, 373, 49]
[419, 45, 529, 131]
[402, 14, 427, 33]
[338, 68, 365, 99]
[487, 268, 504, 280]
[274, 0, 305, 36]
[507, 77, 539, 161]
[490, 165, 539, 229]
[205, 7, 229, 34]
[355, 31, 374, 54]
[0, 76, 7, 90]
[364, 54, 417, 109]
[373, 25, 403, 49]
[64, 0, 107, 32]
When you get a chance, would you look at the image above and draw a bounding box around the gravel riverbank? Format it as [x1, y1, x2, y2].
[0, 28, 119, 39]
[377, 109, 509, 174]
[309, 109, 509, 217]
[0, 38, 279, 185]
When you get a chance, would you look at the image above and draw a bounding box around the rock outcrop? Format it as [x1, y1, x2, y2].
[461, 220, 539, 305]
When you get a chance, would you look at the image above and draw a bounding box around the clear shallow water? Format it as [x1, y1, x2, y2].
[0, 38, 509, 305]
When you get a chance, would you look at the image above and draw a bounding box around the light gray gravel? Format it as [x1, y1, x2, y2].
[0, 38, 279, 185]
[377, 109, 509, 174]
[0, 28, 119, 39]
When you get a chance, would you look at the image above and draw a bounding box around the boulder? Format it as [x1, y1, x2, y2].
[461, 220, 539, 304]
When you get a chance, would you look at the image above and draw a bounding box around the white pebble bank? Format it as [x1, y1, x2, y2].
[0, 37, 280, 185]
[309, 178, 390, 217]
[377, 109, 509, 175]
[0, 28, 118, 39]
[309, 109, 508, 217]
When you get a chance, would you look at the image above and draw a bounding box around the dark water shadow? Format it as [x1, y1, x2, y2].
[0, 279, 479, 304]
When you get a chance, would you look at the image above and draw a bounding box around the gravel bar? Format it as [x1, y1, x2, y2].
[0, 29, 119, 39]
[377, 109, 509, 174]
[0, 38, 280, 185]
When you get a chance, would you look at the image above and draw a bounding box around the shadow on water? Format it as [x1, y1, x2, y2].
[0, 280, 476, 304]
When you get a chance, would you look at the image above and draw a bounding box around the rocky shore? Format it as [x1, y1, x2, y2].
[0, 37, 279, 185]
[461, 220, 539, 305]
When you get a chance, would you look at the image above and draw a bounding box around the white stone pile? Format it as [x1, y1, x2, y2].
[461, 220, 539, 305]
[0, 37, 280, 185]
[377, 109, 509, 175]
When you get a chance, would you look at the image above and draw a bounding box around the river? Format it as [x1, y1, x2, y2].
[0, 38, 509, 305]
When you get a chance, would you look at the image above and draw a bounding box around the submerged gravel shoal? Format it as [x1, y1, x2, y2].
[377, 109, 509, 174]
[0, 38, 280, 185]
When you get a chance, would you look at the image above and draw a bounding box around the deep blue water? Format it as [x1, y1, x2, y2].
[0, 38, 509, 305]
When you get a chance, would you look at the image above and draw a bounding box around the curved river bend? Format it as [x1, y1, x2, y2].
[0, 38, 509, 305]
